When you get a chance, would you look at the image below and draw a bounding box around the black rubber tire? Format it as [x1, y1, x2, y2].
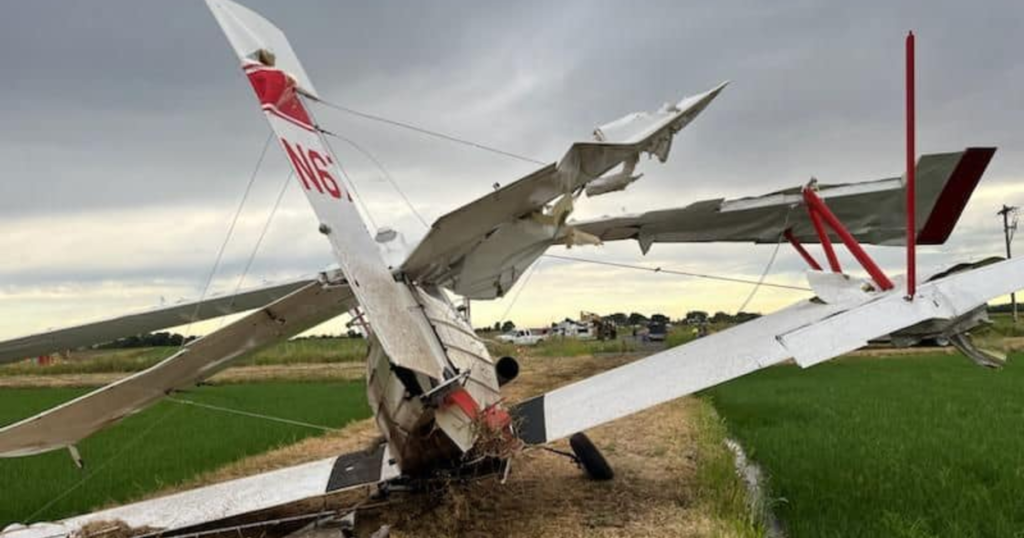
[569, 432, 614, 480]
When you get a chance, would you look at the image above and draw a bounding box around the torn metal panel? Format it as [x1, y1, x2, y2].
[782, 257, 1024, 368]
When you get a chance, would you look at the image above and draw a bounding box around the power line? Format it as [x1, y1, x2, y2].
[224, 171, 294, 316]
[178, 132, 274, 348]
[166, 397, 340, 432]
[498, 259, 543, 323]
[306, 103, 380, 231]
[543, 254, 811, 292]
[309, 97, 546, 165]
[323, 129, 430, 230]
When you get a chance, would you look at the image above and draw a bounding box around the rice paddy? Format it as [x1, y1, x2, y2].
[705, 352, 1024, 538]
[0, 381, 370, 527]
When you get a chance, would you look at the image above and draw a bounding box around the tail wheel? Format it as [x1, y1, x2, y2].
[569, 432, 614, 480]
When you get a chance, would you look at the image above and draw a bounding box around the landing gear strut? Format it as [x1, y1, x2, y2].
[542, 432, 614, 480]
[569, 433, 614, 480]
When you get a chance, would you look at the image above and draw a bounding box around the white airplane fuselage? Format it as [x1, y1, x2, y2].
[362, 283, 513, 475]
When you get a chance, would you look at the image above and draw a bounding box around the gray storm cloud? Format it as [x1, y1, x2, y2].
[1, 0, 1022, 334]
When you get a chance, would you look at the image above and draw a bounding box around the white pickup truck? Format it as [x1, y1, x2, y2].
[497, 328, 545, 346]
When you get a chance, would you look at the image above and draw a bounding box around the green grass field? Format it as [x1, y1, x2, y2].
[704, 353, 1024, 538]
[0, 381, 370, 527]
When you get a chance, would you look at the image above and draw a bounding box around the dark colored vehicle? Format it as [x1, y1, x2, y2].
[647, 322, 667, 342]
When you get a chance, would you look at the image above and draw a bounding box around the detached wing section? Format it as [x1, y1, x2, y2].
[0, 279, 356, 457]
[514, 255, 1024, 445]
[0, 277, 313, 365]
[401, 82, 728, 298]
[2, 444, 399, 538]
[574, 147, 995, 252]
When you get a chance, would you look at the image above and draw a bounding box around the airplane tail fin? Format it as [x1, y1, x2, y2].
[206, 0, 450, 379]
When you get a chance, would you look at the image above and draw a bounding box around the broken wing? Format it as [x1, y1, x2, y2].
[400, 82, 728, 298]
[0, 279, 356, 457]
[573, 147, 995, 253]
[514, 255, 1024, 445]
[0, 276, 316, 366]
[3, 444, 400, 538]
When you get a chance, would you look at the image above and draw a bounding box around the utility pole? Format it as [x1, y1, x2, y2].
[999, 204, 1019, 323]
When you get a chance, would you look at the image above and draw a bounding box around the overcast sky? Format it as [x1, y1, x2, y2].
[2, 0, 1023, 339]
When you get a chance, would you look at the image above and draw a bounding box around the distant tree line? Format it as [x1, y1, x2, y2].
[96, 332, 197, 349]
[989, 303, 1017, 313]
[480, 309, 763, 333]
[96, 329, 366, 349]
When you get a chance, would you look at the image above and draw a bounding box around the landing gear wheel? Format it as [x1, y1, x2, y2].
[569, 432, 614, 480]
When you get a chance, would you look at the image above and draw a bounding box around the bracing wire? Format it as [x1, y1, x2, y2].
[736, 239, 785, 313]
[26, 403, 183, 523]
[224, 172, 294, 314]
[542, 254, 811, 292]
[305, 102, 380, 231]
[323, 129, 430, 230]
[497, 259, 543, 324]
[166, 397, 339, 432]
[178, 131, 274, 348]
[309, 97, 546, 166]
[736, 208, 793, 312]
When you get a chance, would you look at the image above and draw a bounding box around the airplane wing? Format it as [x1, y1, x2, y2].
[0, 276, 317, 366]
[514, 255, 1024, 445]
[400, 82, 728, 298]
[0, 278, 356, 457]
[573, 147, 995, 252]
[1, 444, 399, 538]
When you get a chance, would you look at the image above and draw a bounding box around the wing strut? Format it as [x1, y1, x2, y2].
[783, 229, 823, 271]
[800, 183, 895, 290]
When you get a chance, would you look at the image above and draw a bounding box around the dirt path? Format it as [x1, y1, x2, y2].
[136, 355, 753, 537]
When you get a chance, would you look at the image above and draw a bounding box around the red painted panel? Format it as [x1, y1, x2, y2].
[917, 147, 997, 244]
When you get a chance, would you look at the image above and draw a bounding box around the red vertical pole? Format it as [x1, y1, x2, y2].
[906, 31, 917, 299]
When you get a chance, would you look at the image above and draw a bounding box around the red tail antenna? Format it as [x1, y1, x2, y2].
[909, 30, 917, 297]
[906, 31, 917, 299]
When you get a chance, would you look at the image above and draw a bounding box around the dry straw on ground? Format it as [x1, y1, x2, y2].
[126, 354, 760, 537]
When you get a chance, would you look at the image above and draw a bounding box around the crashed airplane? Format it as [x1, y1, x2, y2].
[1, 1, 1019, 536]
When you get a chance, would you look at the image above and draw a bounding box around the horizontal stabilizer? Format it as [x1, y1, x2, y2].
[0, 279, 356, 457]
